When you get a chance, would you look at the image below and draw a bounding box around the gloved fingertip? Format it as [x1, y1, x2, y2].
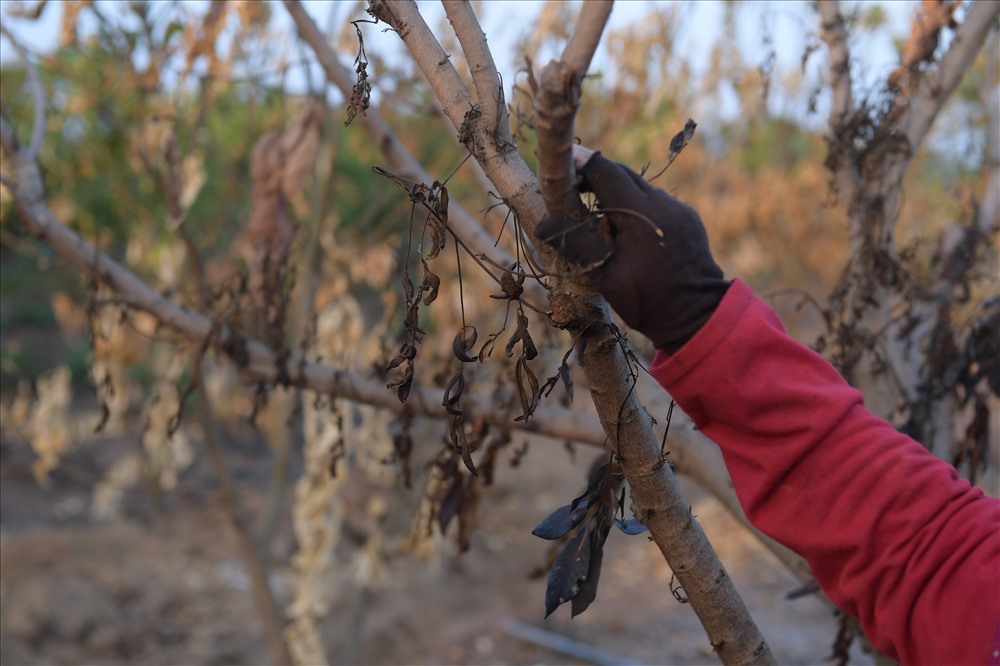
[534, 216, 572, 244]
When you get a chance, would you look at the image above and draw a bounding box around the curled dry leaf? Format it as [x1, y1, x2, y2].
[478, 332, 500, 363]
[505, 308, 537, 360]
[453, 325, 478, 362]
[442, 369, 466, 416]
[514, 356, 540, 422]
[490, 264, 525, 300]
[668, 118, 698, 163]
[421, 259, 440, 305]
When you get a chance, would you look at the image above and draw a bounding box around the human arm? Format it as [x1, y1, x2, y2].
[650, 279, 1000, 665]
[535, 152, 1000, 664]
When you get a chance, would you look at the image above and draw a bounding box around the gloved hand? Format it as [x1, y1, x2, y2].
[535, 150, 730, 353]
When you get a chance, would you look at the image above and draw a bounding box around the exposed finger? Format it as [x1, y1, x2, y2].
[579, 154, 655, 210]
[572, 144, 596, 171]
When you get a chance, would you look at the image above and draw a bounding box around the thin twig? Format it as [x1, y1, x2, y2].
[560, 1, 614, 76]
[442, 1, 506, 135]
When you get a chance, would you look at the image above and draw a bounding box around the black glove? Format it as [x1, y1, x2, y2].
[535, 153, 730, 353]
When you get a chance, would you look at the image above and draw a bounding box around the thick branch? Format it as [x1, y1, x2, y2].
[367, 0, 476, 131]
[903, 0, 1000, 152]
[532, 2, 611, 220]
[818, 0, 852, 132]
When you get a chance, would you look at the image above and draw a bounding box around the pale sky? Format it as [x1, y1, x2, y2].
[1, 0, 917, 128]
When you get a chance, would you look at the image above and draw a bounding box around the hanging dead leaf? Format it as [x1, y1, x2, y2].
[442, 369, 466, 416]
[478, 333, 499, 363]
[453, 325, 478, 362]
[490, 264, 525, 300]
[420, 262, 440, 306]
[514, 356, 540, 422]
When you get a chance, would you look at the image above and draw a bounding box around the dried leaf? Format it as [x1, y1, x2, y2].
[386, 363, 413, 403]
[346, 21, 371, 126]
[514, 356, 540, 422]
[614, 518, 648, 535]
[505, 309, 537, 360]
[490, 265, 525, 300]
[544, 527, 591, 618]
[478, 333, 499, 363]
[421, 260, 440, 305]
[572, 521, 610, 617]
[453, 325, 478, 363]
[668, 118, 697, 163]
[442, 369, 466, 416]
[532, 499, 591, 540]
[451, 417, 478, 477]
[426, 215, 446, 260]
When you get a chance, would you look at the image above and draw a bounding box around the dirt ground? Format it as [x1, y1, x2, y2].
[0, 415, 875, 666]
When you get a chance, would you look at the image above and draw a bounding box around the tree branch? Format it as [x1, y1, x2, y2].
[903, 0, 1000, 152]
[817, 0, 858, 203]
[976, 33, 999, 233]
[367, 0, 476, 130]
[532, 2, 612, 220]
[818, 0, 852, 131]
[560, 1, 613, 81]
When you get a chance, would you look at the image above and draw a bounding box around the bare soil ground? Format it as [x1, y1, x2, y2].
[0, 417, 873, 666]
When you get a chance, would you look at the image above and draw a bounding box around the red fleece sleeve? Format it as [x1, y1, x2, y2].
[649, 279, 1000, 665]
